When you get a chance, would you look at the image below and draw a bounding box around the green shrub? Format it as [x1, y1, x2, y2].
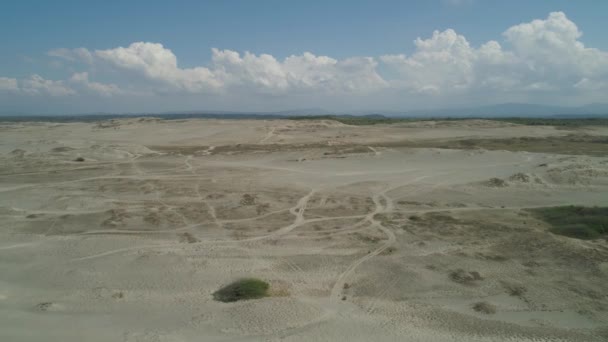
[530, 206, 608, 240]
[472, 301, 496, 314]
[213, 278, 269, 302]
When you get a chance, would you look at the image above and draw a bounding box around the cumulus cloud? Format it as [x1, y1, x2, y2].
[69, 72, 126, 97]
[0, 73, 127, 97]
[573, 78, 607, 91]
[211, 49, 386, 94]
[20, 75, 75, 96]
[43, 42, 387, 95]
[381, 12, 608, 95]
[0, 77, 18, 91]
[380, 29, 478, 93]
[48, 47, 94, 64]
[3, 11, 608, 104]
[94, 42, 223, 93]
[504, 12, 608, 80]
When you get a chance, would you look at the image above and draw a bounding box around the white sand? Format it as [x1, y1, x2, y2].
[1, 118, 607, 341]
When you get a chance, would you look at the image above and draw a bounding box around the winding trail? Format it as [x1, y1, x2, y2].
[183, 155, 194, 173]
[259, 127, 276, 144]
[329, 189, 397, 301]
[368, 146, 381, 156]
[69, 188, 317, 261]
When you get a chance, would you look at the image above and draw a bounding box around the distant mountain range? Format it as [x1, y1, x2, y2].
[151, 103, 608, 119]
[1, 103, 607, 121]
[382, 103, 608, 118]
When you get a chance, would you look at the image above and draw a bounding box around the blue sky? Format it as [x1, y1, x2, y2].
[1, 0, 607, 114]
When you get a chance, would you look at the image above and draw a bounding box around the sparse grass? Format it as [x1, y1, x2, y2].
[505, 284, 526, 297]
[179, 232, 199, 243]
[112, 291, 124, 299]
[449, 269, 483, 285]
[289, 116, 608, 127]
[493, 117, 608, 127]
[472, 301, 496, 314]
[475, 253, 508, 262]
[213, 278, 269, 302]
[288, 115, 406, 125]
[380, 246, 397, 255]
[35, 302, 53, 311]
[240, 193, 256, 205]
[530, 206, 608, 240]
[485, 177, 507, 187]
[354, 232, 381, 243]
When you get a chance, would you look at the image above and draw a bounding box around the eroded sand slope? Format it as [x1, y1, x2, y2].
[1, 119, 608, 341]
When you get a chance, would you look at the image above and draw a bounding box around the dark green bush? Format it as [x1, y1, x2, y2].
[530, 206, 608, 240]
[213, 278, 269, 302]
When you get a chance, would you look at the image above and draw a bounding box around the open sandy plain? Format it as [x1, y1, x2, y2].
[1, 118, 608, 341]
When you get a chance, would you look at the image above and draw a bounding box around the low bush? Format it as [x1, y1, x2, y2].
[530, 206, 608, 240]
[472, 301, 496, 314]
[213, 278, 269, 303]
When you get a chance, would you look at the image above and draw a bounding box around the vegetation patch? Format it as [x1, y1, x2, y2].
[472, 301, 496, 314]
[484, 177, 507, 188]
[289, 115, 405, 125]
[502, 282, 527, 297]
[213, 278, 269, 302]
[530, 206, 608, 240]
[240, 194, 257, 205]
[449, 269, 483, 285]
[493, 117, 608, 127]
[35, 302, 54, 311]
[179, 232, 199, 243]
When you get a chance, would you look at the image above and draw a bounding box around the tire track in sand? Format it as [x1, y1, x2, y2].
[329, 175, 432, 302]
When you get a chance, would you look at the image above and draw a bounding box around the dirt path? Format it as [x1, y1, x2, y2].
[259, 126, 276, 144]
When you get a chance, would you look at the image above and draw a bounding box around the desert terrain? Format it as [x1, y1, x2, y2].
[1, 118, 608, 341]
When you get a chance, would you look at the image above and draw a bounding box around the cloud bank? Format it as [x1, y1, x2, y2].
[3, 12, 608, 110]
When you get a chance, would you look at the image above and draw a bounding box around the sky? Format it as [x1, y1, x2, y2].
[1, 0, 607, 114]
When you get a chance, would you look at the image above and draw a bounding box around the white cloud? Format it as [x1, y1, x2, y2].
[20, 75, 75, 96]
[95, 42, 223, 92]
[211, 49, 386, 94]
[69, 72, 126, 97]
[1, 75, 75, 96]
[48, 47, 94, 64]
[381, 29, 477, 93]
[88, 43, 386, 95]
[574, 78, 607, 91]
[503, 12, 608, 78]
[0, 77, 18, 91]
[381, 12, 608, 95]
[4, 11, 608, 107]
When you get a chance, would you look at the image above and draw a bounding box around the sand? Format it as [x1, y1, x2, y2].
[1, 118, 608, 341]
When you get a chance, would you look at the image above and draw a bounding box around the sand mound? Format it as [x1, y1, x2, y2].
[288, 120, 349, 129]
[94, 120, 121, 129]
[217, 297, 323, 334]
[483, 173, 546, 187]
[546, 163, 608, 185]
[50, 146, 77, 153]
[399, 119, 517, 129]
[3, 119, 608, 341]
[9, 149, 26, 158]
[483, 177, 508, 188]
[508, 173, 531, 183]
[508, 172, 545, 185]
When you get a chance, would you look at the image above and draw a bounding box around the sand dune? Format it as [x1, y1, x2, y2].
[1, 119, 607, 341]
